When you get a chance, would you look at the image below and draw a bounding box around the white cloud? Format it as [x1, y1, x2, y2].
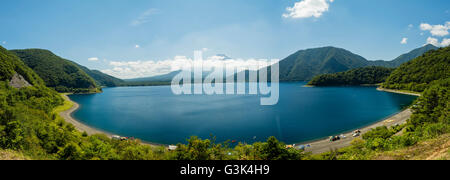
[135, 45, 140, 48]
[101, 55, 279, 79]
[1, 41, 6, 45]
[440, 38, 450, 47]
[88, 57, 99, 61]
[408, 24, 413, 29]
[202, 48, 209, 52]
[283, 0, 334, 19]
[131, 8, 160, 26]
[420, 22, 450, 37]
[400, 38, 408, 44]
[426, 37, 439, 47]
[425, 37, 450, 47]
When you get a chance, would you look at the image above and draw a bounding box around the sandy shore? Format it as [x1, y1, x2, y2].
[377, 87, 421, 96]
[60, 95, 161, 147]
[60, 95, 114, 137]
[299, 88, 420, 154]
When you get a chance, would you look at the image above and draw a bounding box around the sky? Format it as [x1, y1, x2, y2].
[0, 0, 449, 79]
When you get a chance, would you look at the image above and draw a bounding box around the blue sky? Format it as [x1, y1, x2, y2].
[0, 0, 449, 78]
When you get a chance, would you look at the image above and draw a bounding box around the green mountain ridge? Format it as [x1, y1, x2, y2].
[382, 46, 450, 92]
[11, 49, 99, 93]
[278, 45, 438, 81]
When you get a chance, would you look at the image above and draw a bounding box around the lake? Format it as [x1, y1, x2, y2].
[69, 83, 417, 145]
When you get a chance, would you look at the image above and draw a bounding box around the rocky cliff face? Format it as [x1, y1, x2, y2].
[9, 73, 31, 88]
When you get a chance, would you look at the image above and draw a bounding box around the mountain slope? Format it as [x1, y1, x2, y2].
[308, 66, 394, 86]
[277, 47, 369, 81]
[11, 49, 99, 93]
[75, 65, 124, 87]
[0, 47, 45, 86]
[368, 44, 438, 67]
[382, 46, 450, 92]
[276, 45, 438, 81]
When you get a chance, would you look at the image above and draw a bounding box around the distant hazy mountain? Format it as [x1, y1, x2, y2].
[123, 45, 438, 83]
[125, 70, 182, 82]
[216, 54, 232, 60]
[75, 65, 124, 87]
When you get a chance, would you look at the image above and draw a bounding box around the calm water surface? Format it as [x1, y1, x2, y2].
[69, 83, 417, 144]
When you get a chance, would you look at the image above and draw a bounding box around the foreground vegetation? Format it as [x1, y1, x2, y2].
[308, 66, 394, 86]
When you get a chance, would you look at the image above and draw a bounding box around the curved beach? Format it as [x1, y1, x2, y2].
[60, 88, 420, 154]
[60, 95, 114, 137]
[298, 88, 420, 154]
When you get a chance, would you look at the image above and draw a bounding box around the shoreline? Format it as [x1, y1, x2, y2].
[60, 87, 421, 154]
[59, 94, 163, 147]
[298, 88, 420, 154]
[376, 87, 421, 96]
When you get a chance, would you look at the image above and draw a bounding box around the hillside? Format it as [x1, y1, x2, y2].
[277, 47, 369, 81]
[277, 45, 438, 81]
[0, 45, 64, 158]
[368, 44, 438, 67]
[382, 46, 450, 92]
[76, 64, 124, 87]
[11, 49, 99, 93]
[308, 66, 394, 86]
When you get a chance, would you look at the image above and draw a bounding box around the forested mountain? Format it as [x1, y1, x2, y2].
[276, 45, 438, 81]
[277, 47, 369, 81]
[0, 45, 65, 157]
[308, 66, 394, 86]
[75, 64, 124, 87]
[382, 46, 450, 92]
[0, 47, 44, 86]
[11, 49, 99, 93]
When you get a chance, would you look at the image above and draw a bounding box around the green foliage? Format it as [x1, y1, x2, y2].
[278, 45, 436, 81]
[383, 47, 450, 92]
[278, 47, 370, 81]
[173, 136, 304, 160]
[11, 49, 99, 93]
[75, 65, 124, 87]
[308, 66, 394, 86]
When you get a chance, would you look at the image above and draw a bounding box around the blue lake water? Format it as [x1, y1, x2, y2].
[69, 83, 417, 145]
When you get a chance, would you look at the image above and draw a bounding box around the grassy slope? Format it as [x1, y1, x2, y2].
[374, 134, 449, 160]
[0, 149, 30, 160]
